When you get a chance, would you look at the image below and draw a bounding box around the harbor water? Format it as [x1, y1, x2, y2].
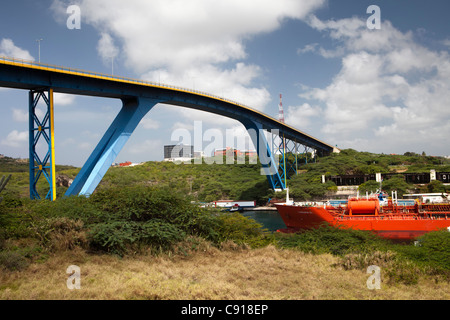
[241, 209, 286, 232]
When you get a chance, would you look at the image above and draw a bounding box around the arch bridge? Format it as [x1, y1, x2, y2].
[0, 57, 338, 200]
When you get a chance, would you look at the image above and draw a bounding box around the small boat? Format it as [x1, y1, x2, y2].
[212, 200, 254, 212]
[228, 204, 243, 212]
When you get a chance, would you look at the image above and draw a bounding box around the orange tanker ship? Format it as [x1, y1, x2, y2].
[275, 193, 450, 240]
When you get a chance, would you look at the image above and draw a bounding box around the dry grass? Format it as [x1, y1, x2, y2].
[1, 245, 449, 300]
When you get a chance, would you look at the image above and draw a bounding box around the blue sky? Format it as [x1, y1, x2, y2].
[1, 0, 449, 167]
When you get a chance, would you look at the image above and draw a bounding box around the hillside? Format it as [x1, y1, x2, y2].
[0, 154, 75, 173]
[1, 149, 450, 203]
[1, 150, 449, 300]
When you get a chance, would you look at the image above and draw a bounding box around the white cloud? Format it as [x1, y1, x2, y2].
[52, 0, 325, 117]
[442, 38, 450, 47]
[1, 130, 28, 147]
[0, 38, 34, 61]
[78, 142, 92, 150]
[285, 103, 321, 129]
[76, 0, 325, 70]
[12, 108, 28, 122]
[317, 46, 346, 59]
[140, 117, 160, 130]
[127, 139, 163, 155]
[141, 62, 270, 112]
[60, 135, 95, 151]
[9, 95, 74, 125]
[304, 17, 415, 59]
[97, 32, 119, 66]
[54, 93, 76, 106]
[47, 1, 330, 163]
[299, 15, 450, 155]
[297, 43, 319, 55]
[307, 15, 366, 40]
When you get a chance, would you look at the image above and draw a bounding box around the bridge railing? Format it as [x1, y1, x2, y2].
[0, 55, 264, 117]
[0, 55, 334, 150]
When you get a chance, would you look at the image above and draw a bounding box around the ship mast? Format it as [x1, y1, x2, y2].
[278, 94, 290, 201]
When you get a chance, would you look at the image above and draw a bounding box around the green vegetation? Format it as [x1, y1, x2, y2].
[1, 183, 449, 284]
[312, 149, 450, 175]
[276, 224, 388, 256]
[359, 175, 413, 197]
[0, 174, 11, 204]
[1, 149, 449, 287]
[2, 149, 449, 203]
[275, 224, 450, 284]
[276, 149, 450, 200]
[0, 185, 269, 258]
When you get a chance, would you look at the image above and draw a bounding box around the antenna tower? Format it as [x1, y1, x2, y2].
[278, 93, 285, 123]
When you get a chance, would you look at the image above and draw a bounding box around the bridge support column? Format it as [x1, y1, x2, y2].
[29, 89, 56, 201]
[275, 133, 288, 189]
[65, 97, 161, 197]
[273, 135, 319, 186]
[240, 120, 285, 190]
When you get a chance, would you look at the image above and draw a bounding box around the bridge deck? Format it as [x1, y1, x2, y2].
[0, 56, 336, 153]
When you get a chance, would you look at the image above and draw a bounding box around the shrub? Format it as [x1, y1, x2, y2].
[88, 220, 186, 255]
[396, 230, 450, 271]
[0, 251, 29, 271]
[385, 260, 421, 286]
[0, 229, 5, 249]
[339, 250, 397, 271]
[31, 217, 87, 252]
[214, 212, 271, 248]
[276, 225, 388, 255]
[88, 221, 139, 255]
[78, 185, 266, 255]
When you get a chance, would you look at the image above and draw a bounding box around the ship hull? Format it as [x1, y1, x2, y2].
[275, 204, 450, 240]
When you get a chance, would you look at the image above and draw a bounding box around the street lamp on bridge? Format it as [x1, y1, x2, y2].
[36, 38, 43, 63]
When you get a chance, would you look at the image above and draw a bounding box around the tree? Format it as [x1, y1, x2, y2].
[427, 180, 446, 193]
[381, 176, 412, 197]
[358, 180, 381, 195]
[404, 152, 417, 157]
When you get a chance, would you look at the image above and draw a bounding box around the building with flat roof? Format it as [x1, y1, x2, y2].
[164, 144, 194, 163]
[214, 147, 256, 158]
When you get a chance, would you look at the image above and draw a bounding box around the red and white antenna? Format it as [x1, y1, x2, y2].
[278, 93, 285, 123]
